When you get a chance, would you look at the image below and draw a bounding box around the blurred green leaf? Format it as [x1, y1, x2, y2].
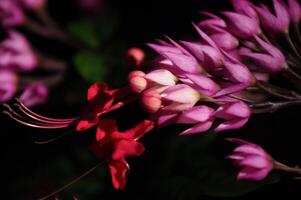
[68, 20, 100, 48]
[74, 51, 107, 82]
[68, 15, 119, 48]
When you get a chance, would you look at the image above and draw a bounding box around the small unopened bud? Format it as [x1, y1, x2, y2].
[128, 70, 147, 93]
[141, 90, 162, 113]
[125, 47, 145, 68]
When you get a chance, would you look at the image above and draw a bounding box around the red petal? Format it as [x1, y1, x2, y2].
[109, 159, 129, 190]
[97, 119, 118, 140]
[117, 120, 154, 140]
[87, 83, 108, 101]
[76, 119, 97, 132]
[112, 140, 145, 160]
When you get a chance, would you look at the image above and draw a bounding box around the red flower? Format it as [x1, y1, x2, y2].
[76, 83, 129, 132]
[90, 119, 154, 190]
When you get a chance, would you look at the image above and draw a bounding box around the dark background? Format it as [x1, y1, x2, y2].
[2, 0, 301, 199]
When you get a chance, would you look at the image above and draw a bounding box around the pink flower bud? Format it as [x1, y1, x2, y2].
[198, 12, 226, 32]
[128, 70, 147, 93]
[222, 11, 261, 39]
[0, 1, 25, 27]
[181, 41, 223, 69]
[255, 0, 290, 34]
[182, 73, 220, 96]
[20, 83, 48, 107]
[145, 69, 177, 86]
[161, 51, 202, 74]
[148, 39, 202, 74]
[125, 47, 145, 68]
[210, 31, 239, 51]
[0, 70, 17, 102]
[161, 84, 201, 104]
[214, 101, 251, 132]
[0, 31, 37, 72]
[231, 0, 258, 19]
[287, 0, 301, 23]
[141, 90, 162, 113]
[240, 36, 287, 73]
[227, 138, 273, 181]
[177, 105, 214, 124]
[221, 50, 255, 86]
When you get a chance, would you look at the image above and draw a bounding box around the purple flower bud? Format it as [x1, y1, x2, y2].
[0, 31, 37, 72]
[147, 42, 202, 74]
[214, 101, 251, 132]
[210, 30, 239, 51]
[0, 70, 17, 102]
[231, 0, 258, 19]
[240, 36, 287, 73]
[155, 110, 178, 128]
[227, 138, 273, 181]
[162, 51, 202, 74]
[181, 41, 223, 69]
[287, 0, 301, 23]
[20, 83, 48, 107]
[193, 23, 221, 50]
[255, 0, 290, 34]
[221, 50, 255, 86]
[177, 105, 214, 124]
[0, 1, 25, 27]
[228, 47, 251, 61]
[214, 83, 249, 98]
[182, 73, 220, 96]
[179, 120, 214, 135]
[198, 12, 227, 32]
[199, 18, 226, 31]
[222, 11, 261, 39]
[19, 0, 47, 10]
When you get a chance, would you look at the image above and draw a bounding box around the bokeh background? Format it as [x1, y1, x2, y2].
[2, 0, 301, 199]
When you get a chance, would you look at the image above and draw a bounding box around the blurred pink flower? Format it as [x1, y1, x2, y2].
[125, 47, 145, 68]
[20, 83, 48, 107]
[0, 70, 17, 102]
[0, 1, 25, 27]
[0, 30, 37, 72]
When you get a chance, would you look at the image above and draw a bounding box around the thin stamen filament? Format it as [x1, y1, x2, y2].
[38, 164, 101, 200]
[16, 99, 77, 122]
